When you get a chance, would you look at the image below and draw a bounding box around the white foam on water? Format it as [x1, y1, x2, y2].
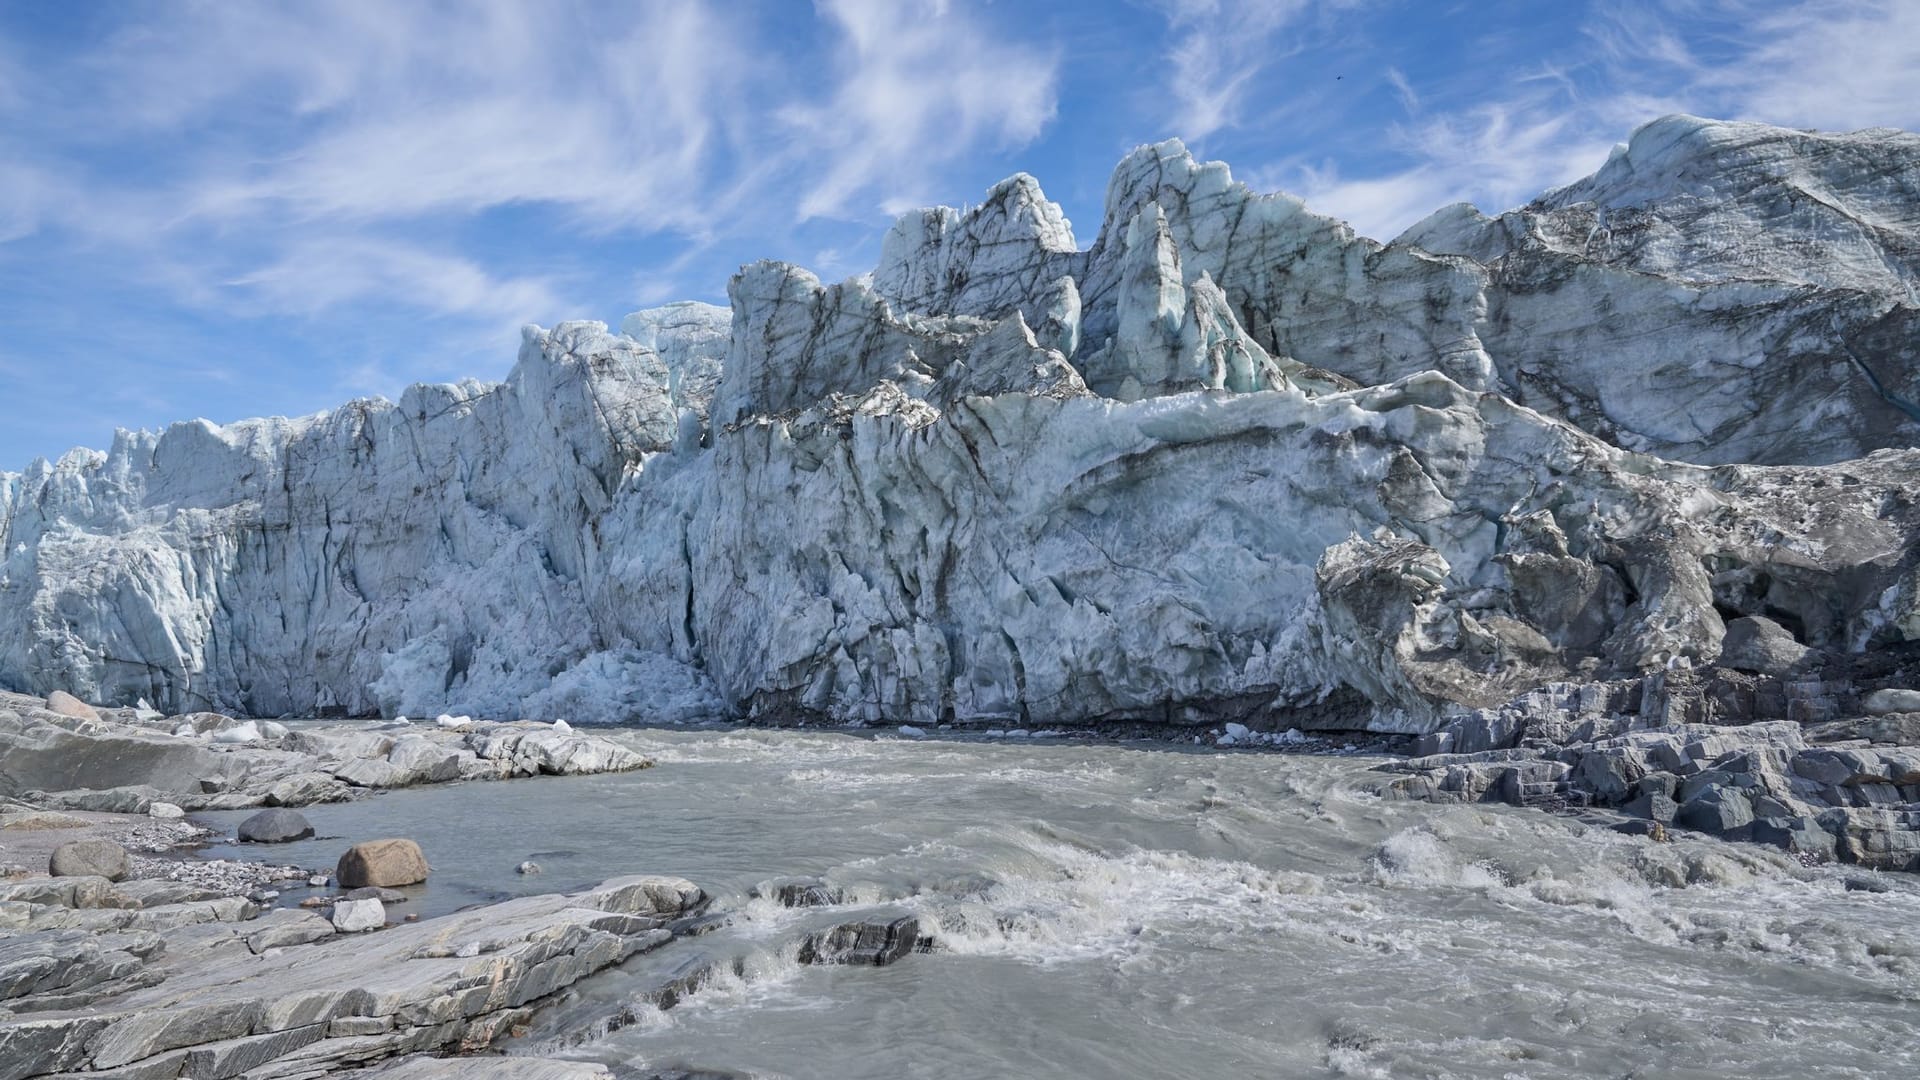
[908, 829, 1327, 964]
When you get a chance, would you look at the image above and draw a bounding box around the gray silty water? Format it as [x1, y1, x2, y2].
[198, 728, 1920, 1078]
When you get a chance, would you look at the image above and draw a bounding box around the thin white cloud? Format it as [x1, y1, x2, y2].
[1271, 0, 1920, 240]
[0, 160, 49, 243]
[1706, 0, 1920, 130]
[1150, 0, 1350, 140]
[1384, 66, 1419, 115]
[93, 1, 738, 234]
[782, 0, 1060, 220]
[226, 238, 567, 326]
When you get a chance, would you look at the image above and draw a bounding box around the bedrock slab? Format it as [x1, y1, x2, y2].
[0, 875, 707, 1080]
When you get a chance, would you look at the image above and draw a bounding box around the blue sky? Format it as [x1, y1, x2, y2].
[2, 0, 1916, 467]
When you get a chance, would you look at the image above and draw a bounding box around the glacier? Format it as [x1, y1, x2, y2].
[3, 114, 1919, 732]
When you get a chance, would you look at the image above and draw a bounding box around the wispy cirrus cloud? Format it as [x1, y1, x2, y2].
[2, 0, 1066, 330]
[782, 0, 1060, 219]
[227, 238, 567, 326]
[1147, 0, 1372, 141]
[1272, 0, 1920, 240]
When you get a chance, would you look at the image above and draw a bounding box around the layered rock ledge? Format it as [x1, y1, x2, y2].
[0, 691, 651, 814]
[1377, 639, 1920, 872]
[0, 874, 708, 1079]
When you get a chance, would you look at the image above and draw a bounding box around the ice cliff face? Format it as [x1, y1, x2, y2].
[4, 116, 1919, 731]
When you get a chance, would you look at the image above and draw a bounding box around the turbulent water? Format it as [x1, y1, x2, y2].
[199, 730, 1920, 1079]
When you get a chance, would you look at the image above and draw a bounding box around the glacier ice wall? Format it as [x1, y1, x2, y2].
[4, 116, 1919, 730]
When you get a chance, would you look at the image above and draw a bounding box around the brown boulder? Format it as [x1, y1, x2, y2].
[45, 690, 99, 722]
[336, 838, 429, 888]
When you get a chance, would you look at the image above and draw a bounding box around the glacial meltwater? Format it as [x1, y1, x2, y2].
[196, 729, 1919, 1079]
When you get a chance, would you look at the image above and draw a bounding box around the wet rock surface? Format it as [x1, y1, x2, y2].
[237, 808, 314, 844]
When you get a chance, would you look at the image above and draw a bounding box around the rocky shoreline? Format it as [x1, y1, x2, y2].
[0, 688, 695, 1078]
[5, 652, 1920, 1075]
[0, 690, 652, 816]
[1375, 631, 1920, 875]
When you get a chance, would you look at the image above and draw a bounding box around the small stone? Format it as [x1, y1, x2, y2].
[345, 886, 406, 902]
[308, 874, 329, 887]
[1844, 876, 1890, 893]
[336, 838, 429, 888]
[148, 802, 185, 820]
[517, 861, 541, 875]
[404, 912, 420, 922]
[238, 808, 315, 844]
[331, 897, 384, 932]
[45, 690, 100, 721]
[299, 897, 330, 908]
[49, 839, 130, 881]
[1863, 688, 1920, 716]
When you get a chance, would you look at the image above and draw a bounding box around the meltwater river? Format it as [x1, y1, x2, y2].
[198, 728, 1919, 1079]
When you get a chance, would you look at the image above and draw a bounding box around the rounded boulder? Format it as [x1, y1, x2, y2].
[45, 690, 99, 722]
[336, 838, 429, 888]
[49, 839, 129, 881]
[238, 808, 315, 844]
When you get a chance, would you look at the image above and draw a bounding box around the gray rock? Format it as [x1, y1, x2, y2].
[148, 801, 185, 820]
[1677, 769, 1734, 803]
[363, 1055, 618, 1078]
[0, 874, 704, 1079]
[797, 915, 925, 966]
[385, 735, 468, 783]
[336, 839, 429, 888]
[1621, 792, 1679, 824]
[332, 757, 415, 789]
[238, 808, 315, 843]
[331, 897, 385, 933]
[517, 860, 541, 875]
[1575, 750, 1637, 803]
[1717, 616, 1816, 675]
[49, 840, 129, 882]
[246, 910, 337, 954]
[1749, 816, 1839, 860]
[1863, 688, 1920, 715]
[0, 809, 91, 830]
[345, 886, 407, 903]
[1634, 774, 1678, 800]
[265, 771, 354, 807]
[1675, 786, 1757, 836]
[754, 877, 845, 908]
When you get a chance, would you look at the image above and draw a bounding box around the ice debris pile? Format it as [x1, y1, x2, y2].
[2, 115, 1919, 738]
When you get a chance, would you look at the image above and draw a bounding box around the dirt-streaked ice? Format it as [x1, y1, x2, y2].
[2, 116, 1917, 729]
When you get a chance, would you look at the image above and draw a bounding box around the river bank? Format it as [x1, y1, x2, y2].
[5, 688, 1920, 1077]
